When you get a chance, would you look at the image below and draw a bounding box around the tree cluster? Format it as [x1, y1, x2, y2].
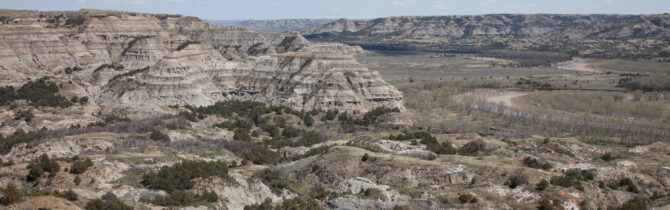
[145, 190, 217, 206]
[141, 160, 228, 193]
[27, 154, 60, 182]
[0, 78, 72, 107]
[69, 158, 93, 174]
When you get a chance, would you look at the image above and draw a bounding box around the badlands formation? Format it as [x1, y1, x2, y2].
[0, 9, 668, 210]
[0, 9, 403, 118]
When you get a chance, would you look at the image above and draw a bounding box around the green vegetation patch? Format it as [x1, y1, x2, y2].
[69, 158, 93, 174]
[0, 184, 23, 206]
[225, 141, 280, 164]
[0, 78, 72, 107]
[0, 128, 47, 154]
[27, 154, 60, 182]
[145, 190, 217, 206]
[244, 197, 323, 210]
[141, 160, 228, 193]
[85, 198, 132, 210]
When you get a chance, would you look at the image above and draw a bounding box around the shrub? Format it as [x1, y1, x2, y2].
[293, 131, 322, 147]
[358, 188, 385, 201]
[537, 198, 554, 210]
[362, 107, 400, 126]
[0, 159, 14, 167]
[281, 126, 301, 138]
[458, 193, 477, 203]
[290, 145, 331, 161]
[225, 141, 280, 164]
[244, 197, 323, 210]
[601, 153, 614, 161]
[522, 157, 553, 171]
[149, 130, 170, 142]
[1, 128, 48, 155]
[233, 128, 251, 141]
[608, 197, 647, 210]
[458, 141, 486, 156]
[283, 197, 323, 210]
[254, 169, 294, 194]
[55, 189, 78, 201]
[536, 179, 549, 191]
[323, 110, 339, 121]
[428, 142, 457, 155]
[14, 109, 33, 122]
[215, 118, 252, 130]
[69, 158, 93, 174]
[101, 192, 118, 200]
[310, 184, 330, 200]
[79, 96, 89, 105]
[619, 178, 639, 193]
[361, 153, 370, 162]
[550, 175, 580, 188]
[0, 184, 23, 206]
[391, 131, 455, 154]
[303, 115, 314, 126]
[563, 168, 594, 181]
[64, 15, 87, 26]
[84, 198, 132, 210]
[141, 160, 228, 193]
[507, 176, 522, 189]
[0, 86, 17, 106]
[27, 154, 60, 182]
[16, 78, 72, 108]
[74, 176, 81, 186]
[146, 190, 218, 206]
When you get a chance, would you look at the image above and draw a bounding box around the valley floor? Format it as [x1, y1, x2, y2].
[1, 50, 669, 210]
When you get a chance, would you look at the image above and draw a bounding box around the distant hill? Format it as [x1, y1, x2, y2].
[209, 19, 334, 33]
[302, 14, 670, 60]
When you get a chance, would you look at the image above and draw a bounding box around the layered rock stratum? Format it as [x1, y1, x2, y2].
[0, 9, 403, 117]
[209, 19, 335, 33]
[303, 14, 670, 59]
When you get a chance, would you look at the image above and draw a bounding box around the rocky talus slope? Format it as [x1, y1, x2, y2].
[303, 14, 670, 59]
[0, 9, 402, 118]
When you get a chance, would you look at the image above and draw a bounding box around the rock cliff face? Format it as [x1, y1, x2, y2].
[209, 19, 335, 33]
[303, 14, 670, 59]
[0, 9, 403, 117]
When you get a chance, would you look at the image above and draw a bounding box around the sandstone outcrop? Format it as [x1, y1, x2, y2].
[0, 9, 403, 118]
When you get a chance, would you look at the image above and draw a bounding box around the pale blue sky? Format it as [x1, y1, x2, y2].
[2, 0, 668, 20]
